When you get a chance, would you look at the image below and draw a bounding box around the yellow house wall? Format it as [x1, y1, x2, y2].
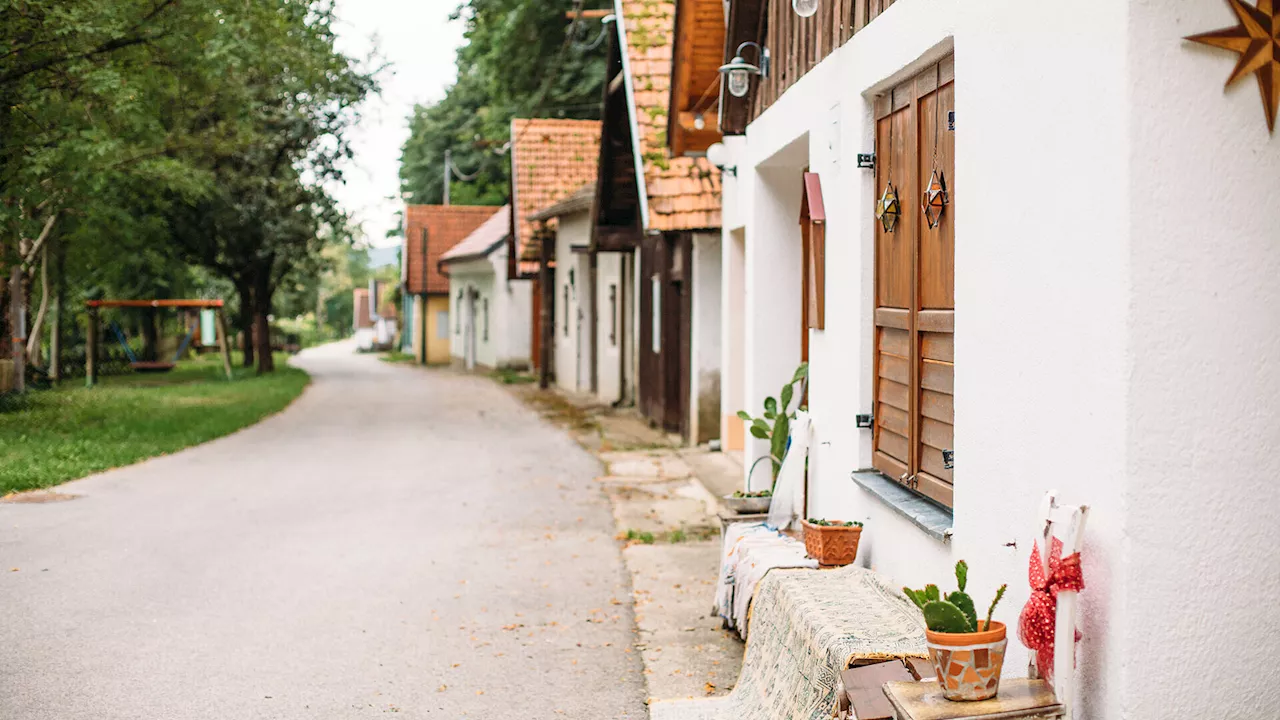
[425, 294, 451, 365]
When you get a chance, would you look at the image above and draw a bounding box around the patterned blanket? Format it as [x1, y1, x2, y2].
[653, 565, 927, 720]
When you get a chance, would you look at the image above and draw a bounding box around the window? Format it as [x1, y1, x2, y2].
[651, 275, 661, 353]
[872, 57, 955, 508]
[482, 298, 489, 342]
[608, 284, 618, 346]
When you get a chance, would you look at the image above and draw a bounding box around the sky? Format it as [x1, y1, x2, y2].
[331, 0, 466, 249]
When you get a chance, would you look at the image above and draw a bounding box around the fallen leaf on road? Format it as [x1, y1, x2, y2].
[437, 685, 447, 692]
[452, 663, 461, 668]
[476, 690, 485, 696]
[704, 682, 717, 695]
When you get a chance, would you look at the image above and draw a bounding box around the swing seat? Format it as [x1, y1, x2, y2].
[130, 361, 176, 373]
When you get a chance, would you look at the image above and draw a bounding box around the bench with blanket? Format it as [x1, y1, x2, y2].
[653, 564, 927, 720]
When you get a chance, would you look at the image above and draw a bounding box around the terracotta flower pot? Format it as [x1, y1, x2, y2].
[926, 620, 1007, 701]
[800, 519, 862, 566]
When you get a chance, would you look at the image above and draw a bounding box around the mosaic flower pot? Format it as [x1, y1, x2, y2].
[800, 519, 862, 566]
[926, 620, 1007, 701]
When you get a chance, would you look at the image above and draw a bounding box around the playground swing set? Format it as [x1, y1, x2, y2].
[83, 299, 233, 387]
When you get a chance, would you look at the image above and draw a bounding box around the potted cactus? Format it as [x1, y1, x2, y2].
[903, 561, 1009, 701]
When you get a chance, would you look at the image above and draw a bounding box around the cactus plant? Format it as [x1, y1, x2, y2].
[737, 362, 808, 484]
[904, 560, 1008, 634]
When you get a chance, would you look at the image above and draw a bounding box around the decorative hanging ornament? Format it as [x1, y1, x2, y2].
[1017, 538, 1085, 682]
[876, 182, 901, 233]
[921, 169, 949, 229]
[1184, 0, 1280, 133]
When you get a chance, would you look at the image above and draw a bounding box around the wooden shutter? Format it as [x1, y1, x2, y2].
[872, 57, 955, 508]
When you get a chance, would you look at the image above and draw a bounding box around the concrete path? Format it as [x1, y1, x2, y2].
[0, 342, 647, 719]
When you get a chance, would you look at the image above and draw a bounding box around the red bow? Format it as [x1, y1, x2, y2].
[1017, 537, 1085, 682]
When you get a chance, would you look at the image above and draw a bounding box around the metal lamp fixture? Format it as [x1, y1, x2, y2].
[719, 42, 769, 98]
[792, 0, 819, 17]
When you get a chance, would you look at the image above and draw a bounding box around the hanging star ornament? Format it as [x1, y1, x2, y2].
[1185, 0, 1280, 132]
[877, 182, 901, 233]
[921, 169, 949, 230]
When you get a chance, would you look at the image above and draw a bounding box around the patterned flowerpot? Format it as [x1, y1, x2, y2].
[926, 620, 1007, 701]
[800, 519, 862, 566]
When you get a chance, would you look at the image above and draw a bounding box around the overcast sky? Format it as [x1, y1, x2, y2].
[332, 1, 466, 248]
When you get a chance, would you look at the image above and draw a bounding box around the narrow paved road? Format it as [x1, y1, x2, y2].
[1, 342, 646, 719]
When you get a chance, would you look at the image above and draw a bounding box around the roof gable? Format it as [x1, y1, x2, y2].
[509, 118, 601, 274]
[402, 205, 497, 294]
[440, 205, 510, 265]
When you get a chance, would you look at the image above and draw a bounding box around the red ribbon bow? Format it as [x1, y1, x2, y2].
[1017, 537, 1085, 682]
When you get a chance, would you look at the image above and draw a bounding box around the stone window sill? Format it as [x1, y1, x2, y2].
[850, 471, 953, 544]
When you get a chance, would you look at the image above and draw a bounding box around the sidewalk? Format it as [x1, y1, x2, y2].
[508, 382, 746, 704]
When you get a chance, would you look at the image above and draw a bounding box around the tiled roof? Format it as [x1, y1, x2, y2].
[511, 119, 601, 268]
[620, 0, 721, 231]
[440, 205, 510, 265]
[402, 205, 497, 294]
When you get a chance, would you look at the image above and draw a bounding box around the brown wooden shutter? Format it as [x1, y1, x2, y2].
[872, 57, 955, 508]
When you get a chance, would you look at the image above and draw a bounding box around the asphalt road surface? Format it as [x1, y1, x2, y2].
[1, 342, 647, 719]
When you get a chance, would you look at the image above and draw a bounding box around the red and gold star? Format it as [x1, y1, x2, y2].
[1186, 0, 1280, 132]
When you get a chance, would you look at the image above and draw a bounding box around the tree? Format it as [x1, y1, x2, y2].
[398, 0, 610, 205]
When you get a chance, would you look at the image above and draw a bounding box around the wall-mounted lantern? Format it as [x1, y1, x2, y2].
[792, 0, 819, 17]
[719, 42, 770, 98]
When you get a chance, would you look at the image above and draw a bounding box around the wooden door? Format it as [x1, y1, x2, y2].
[872, 57, 955, 508]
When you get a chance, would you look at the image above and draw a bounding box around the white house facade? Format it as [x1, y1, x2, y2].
[706, 1, 1280, 718]
[440, 206, 531, 371]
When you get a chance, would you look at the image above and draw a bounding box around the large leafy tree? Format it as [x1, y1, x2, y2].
[399, 0, 610, 206]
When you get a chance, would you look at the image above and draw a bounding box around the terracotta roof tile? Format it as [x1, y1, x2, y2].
[440, 206, 510, 264]
[620, 0, 721, 231]
[511, 119, 601, 268]
[402, 205, 497, 294]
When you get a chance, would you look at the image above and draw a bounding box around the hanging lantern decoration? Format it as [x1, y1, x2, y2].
[921, 169, 948, 229]
[877, 182, 901, 233]
[792, 0, 820, 17]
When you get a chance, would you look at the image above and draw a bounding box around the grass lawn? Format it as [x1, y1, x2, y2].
[0, 353, 309, 496]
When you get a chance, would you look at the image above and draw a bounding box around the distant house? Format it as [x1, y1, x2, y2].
[507, 118, 602, 387]
[352, 288, 375, 352]
[528, 185, 598, 396]
[439, 205, 530, 371]
[588, 0, 723, 444]
[401, 205, 497, 365]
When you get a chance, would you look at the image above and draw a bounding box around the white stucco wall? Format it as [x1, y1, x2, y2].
[446, 245, 531, 371]
[596, 251, 625, 405]
[721, 0, 1279, 717]
[689, 231, 722, 445]
[553, 211, 593, 393]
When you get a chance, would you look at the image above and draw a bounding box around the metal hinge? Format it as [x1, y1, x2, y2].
[856, 153, 875, 170]
[942, 449, 954, 470]
[856, 414, 874, 429]
[947, 111, 955, 132]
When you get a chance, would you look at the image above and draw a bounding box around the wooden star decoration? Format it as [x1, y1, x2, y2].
[1185, 0, 1280, 132]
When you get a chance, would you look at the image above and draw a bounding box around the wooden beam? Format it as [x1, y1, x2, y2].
[596, 225, 642, 252]
[85, 307, 98, 388]
[565, 9, 612, 19]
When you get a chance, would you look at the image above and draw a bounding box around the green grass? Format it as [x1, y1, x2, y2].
[491, 367, 535, 385]
[0, 353, 309, 495]
[379, 350, 416, 364]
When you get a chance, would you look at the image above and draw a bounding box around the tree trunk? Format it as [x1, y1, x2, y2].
[50, 237, 64, 382]
[9, 263, 25, 393]
[141, 306, 158, 362]
[253, 272, 274, 374]
[236, 281, 255, 368]
[25, 242, 49, 368]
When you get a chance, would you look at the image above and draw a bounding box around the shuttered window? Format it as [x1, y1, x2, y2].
[872, 57, 955, 508]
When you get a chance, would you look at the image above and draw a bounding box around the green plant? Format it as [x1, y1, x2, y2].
[732, 489, 773, 498]
[737, 362, 808, 483]
[903, 560, 1008, 633]
[623, 529, 655, 545]
[668, 529, 687, 543]
[806, 518, 862, 527]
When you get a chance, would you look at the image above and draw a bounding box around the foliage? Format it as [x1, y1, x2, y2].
[399, 1, 610, 205]
[732, 489, 773, 498]
[623, 528, 655, 545]
[0, 354, 307, 495]
[904, 560, 1009, 634]
[737, 362, 808, 482]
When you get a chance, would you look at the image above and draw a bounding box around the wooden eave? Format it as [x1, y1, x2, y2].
[590, 30, 643, 254]
[668, 0, 727, 156]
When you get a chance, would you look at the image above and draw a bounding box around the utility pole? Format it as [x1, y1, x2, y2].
[443, 149, 451, 206]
